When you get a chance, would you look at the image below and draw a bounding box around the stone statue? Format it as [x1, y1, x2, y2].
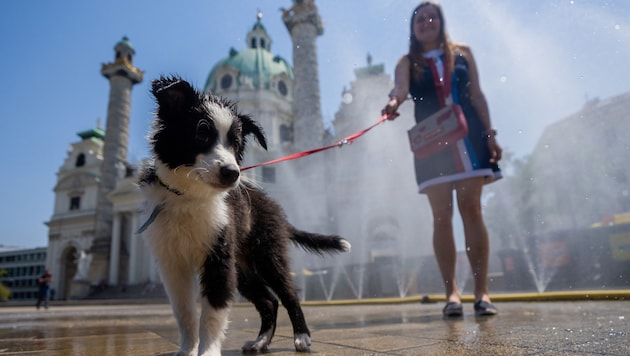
[74, 250, 92, 281]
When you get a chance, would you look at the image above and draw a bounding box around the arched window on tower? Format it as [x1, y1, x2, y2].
[69, 196, 81, 211]
[261, 39, 266, 49]
[75, 153, 86, 167]
[251, 38, 257, 48]
[220, 74, 233, 91]
[278, 80, 288, 96]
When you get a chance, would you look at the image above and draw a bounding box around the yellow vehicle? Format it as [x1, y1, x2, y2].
[591, 212, 630, 262]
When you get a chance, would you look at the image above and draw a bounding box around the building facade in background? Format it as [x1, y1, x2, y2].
[44, 37, 147, 300]
[0, 247, 47, 300]
[42, 3, 347, 300]
[35, 1, 630, 301]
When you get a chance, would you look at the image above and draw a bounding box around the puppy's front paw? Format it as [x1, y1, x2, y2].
[241, 335, 270, 354]
[294, 333, 311, 352]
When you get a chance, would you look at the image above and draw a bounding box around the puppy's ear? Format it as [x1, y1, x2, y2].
[240, 114, 267, 150]
[151, 76, 197, 116]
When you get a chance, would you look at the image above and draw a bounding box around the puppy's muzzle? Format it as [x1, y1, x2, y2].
[220, 164, 240, 186]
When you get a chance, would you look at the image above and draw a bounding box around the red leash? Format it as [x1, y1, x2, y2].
[241, 113, 398, 171]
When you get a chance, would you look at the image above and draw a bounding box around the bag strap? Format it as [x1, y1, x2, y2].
[426, 56, 453, 106]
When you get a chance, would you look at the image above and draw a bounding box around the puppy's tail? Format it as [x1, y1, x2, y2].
[290, 228, 351, 255]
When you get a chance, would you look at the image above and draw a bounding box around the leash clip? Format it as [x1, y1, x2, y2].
[337, 139, 350, 148]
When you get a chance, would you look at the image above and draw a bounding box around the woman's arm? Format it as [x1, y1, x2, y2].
[382, 55, 410, 116]
[459, 45, 502, 162]
[458, 46, 491, 131]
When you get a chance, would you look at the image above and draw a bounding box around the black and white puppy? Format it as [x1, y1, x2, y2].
[138, 76, 350, 356]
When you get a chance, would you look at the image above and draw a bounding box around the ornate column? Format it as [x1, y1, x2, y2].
[88, 37, 143, 287]
[281, 1, 328, 232]
[282, 0, 324, 150]
[128, 212, 140, 285]
[108, 213, 122, 286]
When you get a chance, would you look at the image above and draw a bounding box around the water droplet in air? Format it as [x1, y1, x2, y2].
[500, 75, 507, 83]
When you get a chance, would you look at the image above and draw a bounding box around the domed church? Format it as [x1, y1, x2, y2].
[45, 1, 423, 301]
[45, 4, 336, 299]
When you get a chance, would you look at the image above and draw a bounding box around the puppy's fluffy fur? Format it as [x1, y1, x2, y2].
[138, 76, 350, 356]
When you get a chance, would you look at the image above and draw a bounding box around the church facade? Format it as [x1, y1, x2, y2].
[45, 1, 428, 300]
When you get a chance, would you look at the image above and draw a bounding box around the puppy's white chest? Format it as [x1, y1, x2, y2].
[144, 197, 229, 266]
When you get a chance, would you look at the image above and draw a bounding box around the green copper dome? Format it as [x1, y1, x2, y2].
[205, 49, 292, 92]
[77, 127, 105, 141]
[204, 17, 293, 93]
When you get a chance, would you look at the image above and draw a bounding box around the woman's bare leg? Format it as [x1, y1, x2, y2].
[455, 177, 491, 303]
[425, 183, 460, 303]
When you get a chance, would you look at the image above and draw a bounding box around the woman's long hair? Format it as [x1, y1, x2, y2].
[408, 1, 456, 81]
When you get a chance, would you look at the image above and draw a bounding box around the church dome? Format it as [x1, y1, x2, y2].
[204, 15, 293, 96]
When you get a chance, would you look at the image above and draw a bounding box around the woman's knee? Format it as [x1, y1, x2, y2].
[457, 198, 482, 218]
[455, 179, 483, 215]
[426, 184, 454, 214]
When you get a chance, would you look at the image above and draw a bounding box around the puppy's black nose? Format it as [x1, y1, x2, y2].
[219, 164, 240, 185]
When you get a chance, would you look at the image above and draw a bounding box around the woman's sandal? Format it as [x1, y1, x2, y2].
[474, 300, 498, 316]
[442, 301, 463, 317]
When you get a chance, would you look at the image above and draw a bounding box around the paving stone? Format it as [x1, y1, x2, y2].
[0, 299, 628, 355]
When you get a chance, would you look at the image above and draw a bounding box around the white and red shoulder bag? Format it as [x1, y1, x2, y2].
[407, 96, 468, 158]
[407, 56, 468, 158]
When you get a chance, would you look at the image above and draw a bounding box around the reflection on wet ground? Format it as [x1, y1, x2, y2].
[1, 300, 628, 355]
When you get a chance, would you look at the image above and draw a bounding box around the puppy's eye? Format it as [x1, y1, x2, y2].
[227, 130, 241, 150]
[195, 120, 213, 144]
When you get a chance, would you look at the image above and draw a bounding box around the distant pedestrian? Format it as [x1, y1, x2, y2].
[36, 269, 53, 309]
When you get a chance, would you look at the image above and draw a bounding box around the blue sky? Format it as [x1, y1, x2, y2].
[1, 0, 629, 248]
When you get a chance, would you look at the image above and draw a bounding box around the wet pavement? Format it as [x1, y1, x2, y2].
[1, 297, 629, 355]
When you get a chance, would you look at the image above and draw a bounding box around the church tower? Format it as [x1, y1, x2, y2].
[46, 127, 105, 299]
[280, 0, 329, 236]
[88, 37, 143, 284]
[282, 0, 324, 150]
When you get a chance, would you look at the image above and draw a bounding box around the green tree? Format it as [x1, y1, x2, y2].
[0, 270, 11, 301]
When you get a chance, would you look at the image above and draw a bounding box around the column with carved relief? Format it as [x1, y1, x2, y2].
[87, 37, 143, 288]
[282, 0, 324, 150]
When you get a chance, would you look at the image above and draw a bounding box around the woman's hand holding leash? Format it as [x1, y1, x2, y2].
[382, 97, 400, 120]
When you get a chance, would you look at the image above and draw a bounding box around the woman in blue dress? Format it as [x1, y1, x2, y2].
[383, 1, 502, 317]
